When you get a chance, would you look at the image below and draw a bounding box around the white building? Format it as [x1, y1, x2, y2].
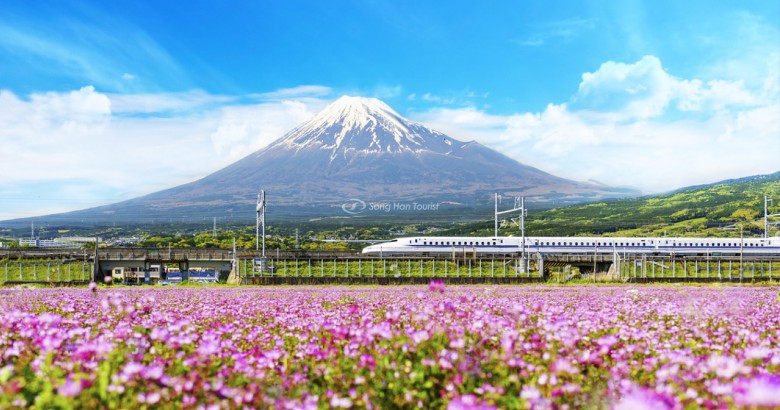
[18, 238, 81, 248]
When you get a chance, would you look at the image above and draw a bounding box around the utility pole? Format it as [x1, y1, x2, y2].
[765, 195, 778, 239]
[256, 189, 266, 257]
[495, 194, 527, 271]
[295, 228, 299, 250]
[520, 197, 526, 263]
[494, 193, 499, 237]
[212, 217, 217, 238]
[740, 225, 744, 281]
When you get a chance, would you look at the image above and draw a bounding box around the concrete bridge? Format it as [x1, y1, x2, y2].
[3, 248, 779, 284]
[94, 248, 234, 282]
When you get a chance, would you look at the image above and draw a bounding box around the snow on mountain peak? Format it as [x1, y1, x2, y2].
[273, 95, 458, 156]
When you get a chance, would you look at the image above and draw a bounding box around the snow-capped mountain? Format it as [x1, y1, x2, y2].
[12, 96, 637, 223]
[273, 96, 457, 157]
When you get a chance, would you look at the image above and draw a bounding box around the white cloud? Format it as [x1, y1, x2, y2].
[0, 86, 329, 219]
[0, 13, 190, 91]
[575, 55, 676, 119]
[253, 85, 332, 100]
[572, 55, 765, 121]
[410, 55, 779, 192]
[209, 100, 323, 159]
[108, 90, 234, 114]
[421, 93, 456, 104]
[515, 17, 596, 47]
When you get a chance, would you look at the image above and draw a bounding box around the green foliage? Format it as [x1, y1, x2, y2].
[442, 172, 780, 238]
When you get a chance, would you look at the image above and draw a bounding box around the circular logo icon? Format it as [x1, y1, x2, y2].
[342, 199, 366, 214]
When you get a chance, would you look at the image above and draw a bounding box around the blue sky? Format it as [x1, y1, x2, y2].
[1, 0, 778, 220]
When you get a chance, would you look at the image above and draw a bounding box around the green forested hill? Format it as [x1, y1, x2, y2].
[443, 172, 780, 238]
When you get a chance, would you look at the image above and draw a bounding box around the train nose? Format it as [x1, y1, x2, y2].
[362, 245, 377, 255]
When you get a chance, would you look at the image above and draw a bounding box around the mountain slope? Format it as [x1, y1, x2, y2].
[3, 96, 636, 225]
[126, 96, 632, 206]
[441, 171, 780, 237]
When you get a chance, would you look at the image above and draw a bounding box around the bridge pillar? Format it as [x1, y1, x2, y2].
[227, 260, 241, 285]
[537, 254, 546, 280]
[92, 245, 104, 283]
[143, 261, 152, 285]
[180, 261, 189, 281]
[92, 261, 104, 283]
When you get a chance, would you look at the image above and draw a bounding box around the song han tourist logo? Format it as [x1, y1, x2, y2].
[341, 199, 367, 215]
[341, 199, 440, 215]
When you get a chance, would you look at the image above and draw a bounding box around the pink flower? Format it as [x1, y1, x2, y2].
[411, 330, 430, 344]
[735, 374, 780, 407]
[429, 280, 445, 293]
[613, 388, 674, 410]
[448, 394, 496, 410]
[58, 377, 84, 397]
[330, 395, 353, 408]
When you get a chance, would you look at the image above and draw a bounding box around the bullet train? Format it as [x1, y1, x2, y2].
[361, 236, 780, 257]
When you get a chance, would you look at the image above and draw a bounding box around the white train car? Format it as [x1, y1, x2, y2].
[362, 236, 780, 257]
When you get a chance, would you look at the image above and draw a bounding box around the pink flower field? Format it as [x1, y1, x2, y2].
[1, 285, 779, 409]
